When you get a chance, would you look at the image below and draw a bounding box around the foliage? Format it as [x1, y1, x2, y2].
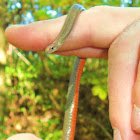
[0, 0, 139, 139]
[2, 51, 110, 139]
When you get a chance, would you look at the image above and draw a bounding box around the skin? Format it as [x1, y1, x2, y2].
[6, 133, 42, 140]
[5, 6, 140, 140]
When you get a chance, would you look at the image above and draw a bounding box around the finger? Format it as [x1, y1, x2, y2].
[7, 133, 42, 140]
[108, 20, 140, 139]
[132, 52, 140, 132]
[5, 6, 140, 56]
[55, 47, 108, 59]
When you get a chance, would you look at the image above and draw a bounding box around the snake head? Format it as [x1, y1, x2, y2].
[45, 41, 61, 54]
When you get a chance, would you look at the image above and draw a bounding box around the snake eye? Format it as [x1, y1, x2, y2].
[51, 47, 54, 50]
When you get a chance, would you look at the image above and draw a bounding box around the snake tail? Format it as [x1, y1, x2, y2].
[62, 58, 86, 140]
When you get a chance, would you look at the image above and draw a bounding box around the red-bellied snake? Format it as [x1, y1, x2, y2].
[45, 4, 86, 140]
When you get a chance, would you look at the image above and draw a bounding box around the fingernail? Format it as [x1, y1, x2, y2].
[132, 104, 140, 131]
[113, 128, 122, 140]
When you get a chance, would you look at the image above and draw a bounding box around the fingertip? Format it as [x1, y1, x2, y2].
[6, 133, 42, 140]
[5, 25, 19, 42]
[5, 24, 49, 51]
[5, 25, 20, 38]
[113, 128, 122, 140]
[132, 104, 140, 133]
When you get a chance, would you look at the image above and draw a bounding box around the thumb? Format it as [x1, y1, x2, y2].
[7, 133, 42, 140]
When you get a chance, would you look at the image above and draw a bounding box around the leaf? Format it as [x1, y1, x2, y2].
[92, 85, 108, 100]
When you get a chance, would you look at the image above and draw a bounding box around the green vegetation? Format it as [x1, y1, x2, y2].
[0, 0, 139, 139]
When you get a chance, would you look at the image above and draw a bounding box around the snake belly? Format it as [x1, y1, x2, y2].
[62, 57, 86, 140]
[45, 4, 86, 140]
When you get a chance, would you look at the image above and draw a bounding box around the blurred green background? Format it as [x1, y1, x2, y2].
[0, 0, 139, 140]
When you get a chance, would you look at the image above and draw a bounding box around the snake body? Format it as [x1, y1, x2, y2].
[46, 4, 86, 140]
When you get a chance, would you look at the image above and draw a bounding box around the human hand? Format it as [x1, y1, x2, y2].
[5, 6, 140, 140]
[7, 133, 42, 140]
[108, 18, 140, 139]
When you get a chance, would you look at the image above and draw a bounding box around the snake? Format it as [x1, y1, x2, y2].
[45, 4, 86, 140]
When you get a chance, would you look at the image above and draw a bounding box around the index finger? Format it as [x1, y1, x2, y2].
[5, 6, 140, 57]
